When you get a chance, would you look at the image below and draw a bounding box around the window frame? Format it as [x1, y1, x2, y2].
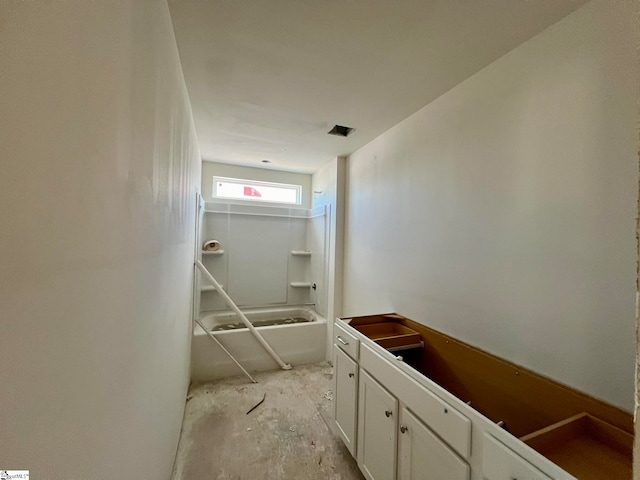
[212, 176, 303, 206]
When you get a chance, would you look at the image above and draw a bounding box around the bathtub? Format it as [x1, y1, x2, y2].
[191, 306, 327, 383]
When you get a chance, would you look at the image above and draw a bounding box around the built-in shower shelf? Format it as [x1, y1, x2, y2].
[291, 250, 311, 256]
[290, 282, 311, 288]
[201, 284, 223, 292]
[202, 250, 225, 255]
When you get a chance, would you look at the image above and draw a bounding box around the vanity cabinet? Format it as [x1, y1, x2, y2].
[333, 313, 633, 480]
[357, 370, 398, 480]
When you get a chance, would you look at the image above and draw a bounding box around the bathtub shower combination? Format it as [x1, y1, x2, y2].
[192, 198, 330, 383]
[191, 306, 327, 383]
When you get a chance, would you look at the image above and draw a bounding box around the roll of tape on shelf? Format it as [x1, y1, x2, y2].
[203, 239, 221, 252]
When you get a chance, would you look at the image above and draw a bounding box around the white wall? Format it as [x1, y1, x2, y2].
[0, 2, 200, 479]
[343, 0, 637, 410]
[202, 161, 312, 208]
[312, 157, 347, 359]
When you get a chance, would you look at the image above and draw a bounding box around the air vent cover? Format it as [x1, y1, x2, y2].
[328, 125, 355, 137]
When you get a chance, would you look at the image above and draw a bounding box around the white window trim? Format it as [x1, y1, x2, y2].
[212, 176, 303, 206]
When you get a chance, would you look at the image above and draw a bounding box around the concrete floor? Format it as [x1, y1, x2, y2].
[171, 362, 364, 480]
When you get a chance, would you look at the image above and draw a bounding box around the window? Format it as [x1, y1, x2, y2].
[213, 177, 302, 205]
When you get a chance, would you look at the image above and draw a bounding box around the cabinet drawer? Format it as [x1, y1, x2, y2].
[361, 344, 471, 459]
[483, 434, 552, 480]
[335, 321, 360, 360]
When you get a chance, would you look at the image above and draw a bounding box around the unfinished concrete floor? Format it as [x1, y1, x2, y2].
[171, 362, 364, 480]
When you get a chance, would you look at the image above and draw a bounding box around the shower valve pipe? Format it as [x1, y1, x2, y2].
[195, 260, 292, 371]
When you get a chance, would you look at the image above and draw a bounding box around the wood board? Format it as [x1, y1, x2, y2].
[520, 413, 632, 479]
[353, 322, 422, 349]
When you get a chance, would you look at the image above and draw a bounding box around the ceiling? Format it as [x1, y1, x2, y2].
[169, 0, 587, 174]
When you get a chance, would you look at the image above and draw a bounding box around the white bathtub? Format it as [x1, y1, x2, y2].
[191, 306, 327, 383]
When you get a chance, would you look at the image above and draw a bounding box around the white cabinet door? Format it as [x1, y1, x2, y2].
[482, 434, 552, 480]
[334, 345, 359, 456]
[358, 370, 398, 480]
[398, 407, 470, 480]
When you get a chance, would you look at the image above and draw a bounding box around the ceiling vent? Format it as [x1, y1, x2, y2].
[328, 125, 355, 137]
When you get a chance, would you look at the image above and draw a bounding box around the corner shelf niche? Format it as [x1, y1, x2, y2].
[290, 250, 312, 291]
